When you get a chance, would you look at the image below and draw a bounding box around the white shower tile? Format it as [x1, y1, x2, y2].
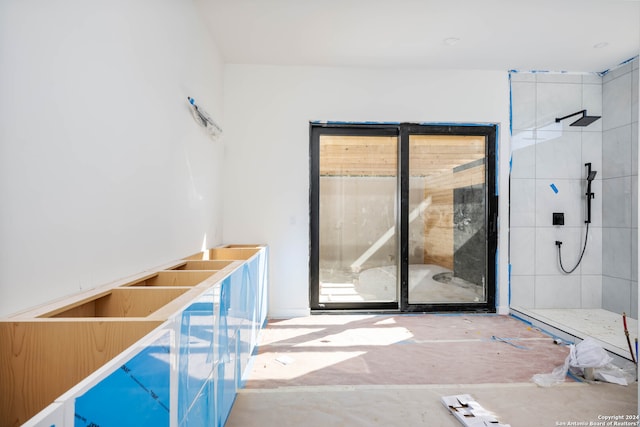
[510, 275, 535, 308]
[632, 124, 638, 177]
[534, 228, 562, 276]
[632, 231, 638, 281]
[582, 74, 602, 85]
[510, 82, 536, 131]
[603, 72, 632, 131]
[602, 227, 632, 280]
[507, 58, 638, 317]
[556, 227, 589, 274]
[581, 132, 602, 177]
[536, 82, 582, 130]
[535, 179, 583, 227]
[535, 132, 582, 179]
[581, 226, 602, 275]
[581, 275, 602, 308]
[632, 176, 638, 229]
[510, 72, 535, 83]
[510, 135, 536, 178]
[535, 275, 581, 308]
[632, 68, 638, 126]
[510, 227, 535, 275]
[603, 61, 633, 84]
[581, 84, 603, 133]
[631, 281, 638, 319]
[535, 226, 583, 275]
[536, 73, 582, 84]
[602, 276, 632, 315]
[510, 179, 535, 227]
[602, 177, 632, 228]
[602, 125, 632, 178]
[634, 58, 639, 71]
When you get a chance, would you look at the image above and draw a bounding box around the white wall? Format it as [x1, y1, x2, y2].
[602, 59, 639, 318]
[0, 0, 225, 316]
[222, 65, 511, 317]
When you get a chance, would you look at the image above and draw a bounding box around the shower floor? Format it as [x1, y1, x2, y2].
[511, 307, 638, 361]
[320, 264, 484, 304]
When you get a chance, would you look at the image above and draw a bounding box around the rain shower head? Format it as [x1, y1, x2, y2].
[555, 110, 601, 127]
[571, 114, 601, 127]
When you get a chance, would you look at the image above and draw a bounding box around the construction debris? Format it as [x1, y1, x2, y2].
[441, 394, 511, 427]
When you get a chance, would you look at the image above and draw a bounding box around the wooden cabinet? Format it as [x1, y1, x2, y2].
[0, 245, 268, 427]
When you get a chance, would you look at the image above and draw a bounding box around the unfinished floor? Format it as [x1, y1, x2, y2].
[226, 314, 637, 427]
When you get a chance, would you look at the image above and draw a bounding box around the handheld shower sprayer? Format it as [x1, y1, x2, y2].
[556, 163, 597, 274]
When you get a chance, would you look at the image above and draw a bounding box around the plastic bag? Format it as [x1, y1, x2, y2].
[570, 337, 612, 368]
[592, 360, 637, 386]
[532, 352, 571, 387]
[532, 337, 635, 387]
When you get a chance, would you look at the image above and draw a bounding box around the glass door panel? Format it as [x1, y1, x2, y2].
[318, 134, 398, 305]
[407, 135, 487, 304]
[311, 123, 497, 313]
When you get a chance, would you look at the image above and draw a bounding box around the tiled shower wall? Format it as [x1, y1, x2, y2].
[510, 71, 604, 312]
[509, 57, 639, 318]
[601, 59, 639, 317]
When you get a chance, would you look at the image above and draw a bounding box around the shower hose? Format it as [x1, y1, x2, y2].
[556, 222, 590, 274]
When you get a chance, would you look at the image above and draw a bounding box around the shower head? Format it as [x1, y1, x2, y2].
[571, 114, 601, 127]
[555, 110, 601, 127]
[585, 163, 597, 182]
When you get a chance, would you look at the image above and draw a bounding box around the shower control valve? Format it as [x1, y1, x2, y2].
[552, 212, 564, 226]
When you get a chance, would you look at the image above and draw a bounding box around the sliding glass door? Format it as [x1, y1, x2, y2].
[310, 123, 497, 312]
[310, 126, 400, 310]
[401, 126, 497, 311]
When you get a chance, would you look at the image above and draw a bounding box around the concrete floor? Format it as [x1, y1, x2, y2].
[227, 382, 637, 427]
[226, 314, 638, 426]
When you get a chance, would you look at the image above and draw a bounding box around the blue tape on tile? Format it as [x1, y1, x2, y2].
[490, 335, 530, 350]
[550, 183, 558, 194]
[599, 55, 638, 76]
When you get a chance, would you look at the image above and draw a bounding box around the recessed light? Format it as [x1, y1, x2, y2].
[593, 42, 609, 49]
[443, 37, 461, 46]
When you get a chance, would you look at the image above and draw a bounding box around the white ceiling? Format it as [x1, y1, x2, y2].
[196, 0, 640, 73]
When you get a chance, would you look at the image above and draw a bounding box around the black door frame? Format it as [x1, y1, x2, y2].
[310, 122, 498, 313]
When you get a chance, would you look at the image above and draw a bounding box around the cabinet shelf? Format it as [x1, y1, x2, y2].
[0, 244, 269, 427]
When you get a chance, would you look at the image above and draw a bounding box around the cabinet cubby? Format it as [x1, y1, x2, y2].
[0, 244, 269, 427]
